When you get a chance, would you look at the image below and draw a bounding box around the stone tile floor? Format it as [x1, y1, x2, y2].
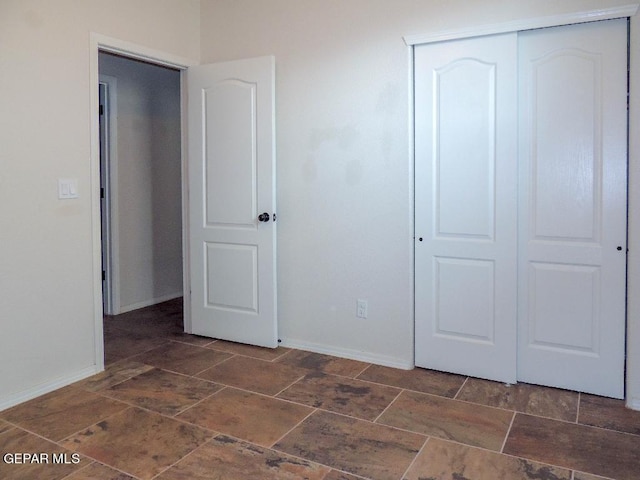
[1, 298, 640, 479]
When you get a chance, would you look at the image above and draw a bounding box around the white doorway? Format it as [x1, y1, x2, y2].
[98, 52, 183, 316]
[98, 75, 120, 315]
[414, 19, 628, 398]
[90, 36, 280, 372]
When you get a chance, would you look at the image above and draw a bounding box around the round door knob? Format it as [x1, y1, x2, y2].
[258, 212, 270, 222]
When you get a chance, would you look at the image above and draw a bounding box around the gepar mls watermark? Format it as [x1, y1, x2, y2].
[3, 452, 81, 465]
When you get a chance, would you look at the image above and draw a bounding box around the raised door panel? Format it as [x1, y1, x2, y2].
[434, 258, 495, 343]
[204, 81, 257, 228]
[530, 50, 601, 242]
[436, 59, 495, 239]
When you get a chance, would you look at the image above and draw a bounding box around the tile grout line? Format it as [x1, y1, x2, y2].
[203, 342, 292, 363]
[120, 401, 223, 432]
[92, 364, 222, 394]
[85, 373, 135, 392]
[575, 392, 581, 424]
[272, 374, 308, 398]
[268, 349, 296, 362]
[453, 376, 470, 400]
[190, 352, 237, 378]
[55, 404, 136, 445]
[442, 391, 588, 426]
[167, 336, 217, 348]
[417, 435, 579, 478]
[261, 427, 382, 480]
[297, 368, 377, 381]
[114, 338, 173, 363]
[184, 430, 346, 478]
[499, 410, 517, 454]
[343, 375, 465, 402]
[270, 348, 296, 364]
[14, 407, 143, 476]
[0, 417, 121, 469]
[400, 436, 431, 480]
[205, 383, 297, 403]
[91, 373, 225, 416]
[54, 392, 220, 440]
[171, 385, 228, 417]
[352, 362, 374, 379]
[148, 433, 221, 480]
[509, 410, 640, 439]
[309, 405, 430, 440]
[76, 360, 156, 391]
[268, 406, 318, 449]
[372, 388, 405, 424]
[398, 387, 522, 418]
[267, 437, 367, 479]
[62, 458, 144, 480]
[323, 468, 372, 480]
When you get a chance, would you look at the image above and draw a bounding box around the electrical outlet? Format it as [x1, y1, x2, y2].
[356, 299, 368, 319]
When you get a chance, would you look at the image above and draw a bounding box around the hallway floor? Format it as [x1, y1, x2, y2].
[2, 298, 640, 480]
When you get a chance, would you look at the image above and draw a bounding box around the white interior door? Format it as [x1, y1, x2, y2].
[187, 56, 277, 348]
[517, 20, 628, 398]
[414, 33, 519, 383]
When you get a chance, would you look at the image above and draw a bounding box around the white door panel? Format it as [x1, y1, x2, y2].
[205, 80, 257, 226]
[188, 56, 277, 348]
[414, 33, 519, 383]
[518, 20, 627, 398]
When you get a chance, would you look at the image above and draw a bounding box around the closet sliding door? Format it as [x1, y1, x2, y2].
[414, 19, 628, 398]
[517, 19, 628, 398]
[414, 33, 519, 384]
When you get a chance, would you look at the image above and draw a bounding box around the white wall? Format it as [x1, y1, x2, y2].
[99, 53, 183, 313]
[0, 0, 199, 409]
[200, 0, 640, 404]
[1, 0, 639, 411]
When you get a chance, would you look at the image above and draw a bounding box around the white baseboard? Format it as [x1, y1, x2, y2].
[118, 291, 183, 314]
[0, 365, 101, 412]
[627, 396, 640, 411]
[279, 338, 414, 371]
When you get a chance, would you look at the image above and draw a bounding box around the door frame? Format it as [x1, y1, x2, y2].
[99, 74, 119, 315]
[406, 3, 640, 407]
[89, 33, 197, 371]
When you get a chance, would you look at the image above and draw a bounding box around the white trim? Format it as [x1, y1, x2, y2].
[90, 34, 105, 374]
[118, 292, 184, 314]
[98, 74, 120, 315]
[91, 33, 197, 69]
[0, 366, 100, 412]
[407, 45, 416, 368]
[627, 397, 640, 411]
[279, 338, 413, 370]
[403, 4, 639, 45]
[181, 72, 193, 334]
[89, 32, 196, 370]
[627, 14, 640, 410]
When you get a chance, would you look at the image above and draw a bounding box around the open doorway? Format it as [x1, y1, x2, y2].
[98, 51, 184, 362]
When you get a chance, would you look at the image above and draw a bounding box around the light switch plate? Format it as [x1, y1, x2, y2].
[58, 179, 79, 199]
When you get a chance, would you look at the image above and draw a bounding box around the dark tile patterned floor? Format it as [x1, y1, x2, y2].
[1, 298, 640, 479]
